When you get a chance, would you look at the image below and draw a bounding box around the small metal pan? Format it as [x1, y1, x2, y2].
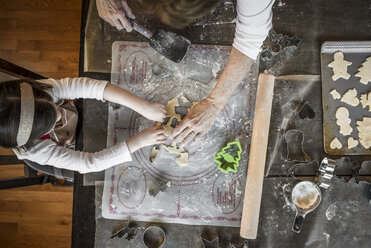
[143, 226, 166, 248]
[291, 181, 322, 233]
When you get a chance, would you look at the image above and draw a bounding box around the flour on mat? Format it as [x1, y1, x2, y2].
[162, 144, 188, 166]
[163, 96, 181, 136]
[325, 203, 337, 220]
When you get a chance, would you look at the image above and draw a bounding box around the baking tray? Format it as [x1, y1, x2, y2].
[321, 41, 371, 155]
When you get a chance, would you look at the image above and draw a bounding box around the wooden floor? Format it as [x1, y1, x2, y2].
[0, 0, 82, 247]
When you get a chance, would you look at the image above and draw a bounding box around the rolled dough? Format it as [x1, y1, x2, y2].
[340, 88, 359, 107]
[175, 152, 188, 167]
[347, 137, 359, 149]
[150, 95, 194, 166]
[360, 92, 371, 111]
[330, 138, 342, 150]
[357, 117, 371, 149]
[330, 89, 341, 100]
[328, 51, 352, 81]
[335, 107, 352, 136]
[355, 56, 371, 84]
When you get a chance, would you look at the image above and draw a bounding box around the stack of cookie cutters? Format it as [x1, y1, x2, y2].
[318, 157, 336, 189]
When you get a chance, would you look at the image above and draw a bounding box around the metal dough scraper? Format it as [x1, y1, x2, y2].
[127, 18, 191, 63]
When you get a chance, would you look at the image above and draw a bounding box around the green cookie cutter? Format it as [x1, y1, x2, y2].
[213, 141, 242, 173]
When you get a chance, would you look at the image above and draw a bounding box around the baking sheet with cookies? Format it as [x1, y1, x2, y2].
[321, 41, 371, 155]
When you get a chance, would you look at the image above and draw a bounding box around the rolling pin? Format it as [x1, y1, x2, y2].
[240, 72, 275, 239]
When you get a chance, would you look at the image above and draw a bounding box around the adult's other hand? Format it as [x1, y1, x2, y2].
[170, 97, 222, 147]
[96, 0, 135, 31]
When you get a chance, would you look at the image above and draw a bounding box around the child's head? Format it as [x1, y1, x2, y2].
[129, 0, 223, 29]
[0, 79, 58, 148]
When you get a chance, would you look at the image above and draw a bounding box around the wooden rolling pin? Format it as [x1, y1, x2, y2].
[240, 72, 275, 239]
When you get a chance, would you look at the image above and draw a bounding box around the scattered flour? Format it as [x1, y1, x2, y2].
[325, 203, 337, 220]
[280, 183, 296, 211]
[278, 0, 286, 7]
[323, 232, 330, 246]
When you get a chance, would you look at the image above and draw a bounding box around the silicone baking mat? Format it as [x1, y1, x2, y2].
[101, 41, 258, 226]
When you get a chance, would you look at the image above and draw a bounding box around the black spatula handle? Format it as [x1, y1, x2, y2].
[127, 17, 153, 39]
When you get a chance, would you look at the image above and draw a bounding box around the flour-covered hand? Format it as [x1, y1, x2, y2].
[170, 97, 222, 147]
[140, 102, 166, 122]
[96, 0, 135, 31]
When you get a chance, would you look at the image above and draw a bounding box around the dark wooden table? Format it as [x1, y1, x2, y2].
[72, 0, 371, 247]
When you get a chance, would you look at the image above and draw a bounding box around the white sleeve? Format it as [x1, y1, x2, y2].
[38, 77, 108, 102]
[233, 0, 275, 60]
[13, 139, 132, 174]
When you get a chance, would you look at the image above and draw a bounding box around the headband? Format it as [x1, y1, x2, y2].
[17, 82, 35, 146]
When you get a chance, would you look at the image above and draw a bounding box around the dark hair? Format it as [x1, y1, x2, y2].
[0, 79, 57, 149]
[129, 0, 223, 28]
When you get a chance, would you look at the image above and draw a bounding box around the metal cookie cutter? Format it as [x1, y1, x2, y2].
[201, 235, 219, 248]
[318, 157, 336, 189]
[110, 221, 138, 240]
[143, 226, 166, 248]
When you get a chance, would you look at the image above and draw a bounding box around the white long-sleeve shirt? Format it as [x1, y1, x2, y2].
[233, 0, 275, 60]
[13, 77, 132, 174]
[13, 1, 274, 173]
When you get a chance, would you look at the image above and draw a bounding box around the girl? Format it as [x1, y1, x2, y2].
[0, 77, 167, 174]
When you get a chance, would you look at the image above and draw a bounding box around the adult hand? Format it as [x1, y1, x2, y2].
[127, 126, 166, 153]
[170, 97, 222, 147]
[141, 102, 167, 123]
[96, 0, 135, 31]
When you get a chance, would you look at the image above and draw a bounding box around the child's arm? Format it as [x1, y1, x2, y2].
[13, 126, 165, 174]
[126, 126, 166, 153]
[39, 77, 166, 122]
[103, 83, 166, 122]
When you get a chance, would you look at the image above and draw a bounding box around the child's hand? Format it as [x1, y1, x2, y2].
[126, 126, 166, 153]
[141, 102, 167, 122]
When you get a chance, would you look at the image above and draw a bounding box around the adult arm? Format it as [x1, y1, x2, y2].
[171, 0, 274, 146]
[40, 77, 166, 122]
[171, 48, 253, 146]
